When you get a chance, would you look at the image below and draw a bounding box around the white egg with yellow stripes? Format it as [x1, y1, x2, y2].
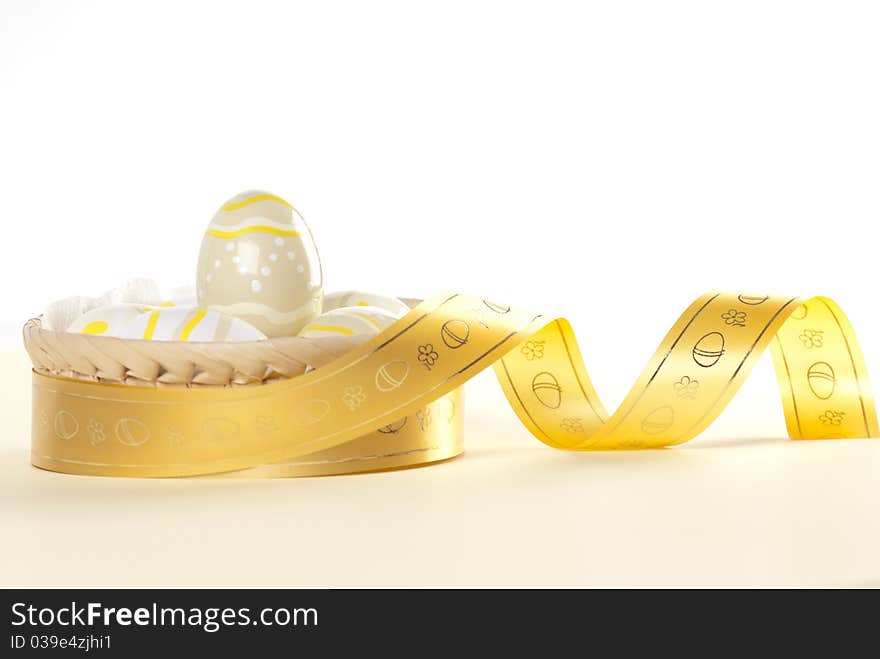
[298, 305, 399, 339]
[120, 307, 266, 342]
[196, 190, 323, 337]
[323, 291, 409, 317]
[67, 304, 158, 336]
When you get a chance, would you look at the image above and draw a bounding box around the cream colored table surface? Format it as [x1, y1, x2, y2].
[2, 349, 879, 588]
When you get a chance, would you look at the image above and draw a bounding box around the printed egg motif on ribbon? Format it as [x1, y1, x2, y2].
[377, 418, 408, 434]
[641, 406, 675, 435]
[807, 361, 836, 400]
[53, 410, 79, 440]
[290, 399, 332, 426]
[791, 304, 809, 320]
[196, 190, 323, 337]
[483, 299, 511, 314]
[692, 332, 725, 368]
[115, 418, 151, 446]
[737, 294, 770, 306]
[440, 319, 470, 349]
[531, 371, 562, 409]
[375, 360, 410, 392]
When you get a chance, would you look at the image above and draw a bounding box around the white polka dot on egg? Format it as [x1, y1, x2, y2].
[206, 273, 212, 283]
[213, 259, 221, 268]
[260, 266, 271, 276]
[251, 280, 262, 293]
[296, 264, 304, 273]
[269, 253, 278, 262]
[232, 255, 240, 264]
[274, 237, 285, 246]
[225, 242, 235, 252]
[238, 266, 247, 275]
[287, 251, 295, 260]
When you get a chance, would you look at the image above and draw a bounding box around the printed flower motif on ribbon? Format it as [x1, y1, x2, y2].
[721, 309, 747, 327]
[560, 417, 584, 433]
[521, 340, 546, 361]
[800, 329, 824, 349]
[819, 410, 845, 426]
[673, 375, 700, 399]
[417, 343, 439, 370]
[167, 425, 185, 446]
[342, 385, 367, 411]
[87, 418, 106, 446]
[416, 407, 433, 431]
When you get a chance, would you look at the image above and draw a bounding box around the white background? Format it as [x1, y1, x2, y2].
[2, 1, 880, 587]
[3, 0, 880, 424]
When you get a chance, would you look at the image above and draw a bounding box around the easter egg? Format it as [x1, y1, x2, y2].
[807, 361, 836, 400]
[323, 291, 409, 317]
[120, 307, 266, 342]
[737, 294, 769, 306]
[68, 304, 156, 336]
[53, 410, 80, 440]
[692, 332, 725, 368]
[290, 399, 332, 426]
[377, 417, 408, 434]
[375, 360, 410, 392]
[483, 299, 511, 314]
[196, 190, 323, 337]
[641, 406, 675, 435]
[298, 306, 398, 338]
[440, 319, 470, 349]
[531, 371, 562, 408]
[115, 418, 151, 446]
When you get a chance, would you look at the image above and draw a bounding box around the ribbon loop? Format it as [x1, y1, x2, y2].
[31, 292, 878, 478]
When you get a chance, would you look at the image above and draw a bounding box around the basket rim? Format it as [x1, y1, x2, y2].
[22, 315, 371, 387]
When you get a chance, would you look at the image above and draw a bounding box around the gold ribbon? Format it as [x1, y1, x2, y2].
[31, 291, 879, 478]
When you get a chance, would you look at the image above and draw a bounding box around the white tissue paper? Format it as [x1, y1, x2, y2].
[42, 296, 98, 331]
[95, 278, 163, 308]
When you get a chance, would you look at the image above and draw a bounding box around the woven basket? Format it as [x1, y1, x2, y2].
[22, 301, 419, 387]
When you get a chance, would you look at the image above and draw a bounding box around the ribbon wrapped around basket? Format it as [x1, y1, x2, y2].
[23, 290, 879, 478]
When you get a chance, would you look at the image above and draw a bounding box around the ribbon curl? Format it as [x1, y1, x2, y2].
[31, 292, 878, 477]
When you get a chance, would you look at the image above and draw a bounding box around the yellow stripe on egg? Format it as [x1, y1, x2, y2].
[205, 226, 301, 239]
[142, 310, 161, 340]
[221, 193, 295, 212]
[82, 321, 109, 335]
[179, 308, 208, 341]
[301, 324, 355, 336]
[350, 312, 383, 330]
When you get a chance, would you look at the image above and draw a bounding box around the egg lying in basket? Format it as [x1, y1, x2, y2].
[298, 305, 400, 338]
[120, 307, 266, 342]
[67, 303, 157, 336]
[196, 190, 323, 337]
[323, 290, 410, 317]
